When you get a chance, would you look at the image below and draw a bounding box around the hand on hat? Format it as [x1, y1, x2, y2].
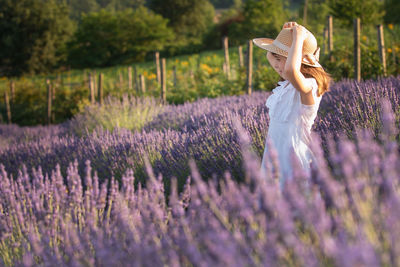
[282, 21, 298, 29]
[283, 22, 309, 41]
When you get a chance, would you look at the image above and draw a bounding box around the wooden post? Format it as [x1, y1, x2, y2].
[46, 79, 52, 124]
[323, 27, 328, 56]
[119, 71, 123, 89]
[54, 74, 60, 121]
[377, 24, 387, 77]
[189, 69, 195, 86]
[155, 51, 161, 85]
[9, 81, 15, 103]
[57, 73, 62, 87]
[89, 72, 95, 104]
[223, 36, 230, 79]
[52, 81, 56, 101]
[67, 66, 71, 85]
[197, 55, 201, 71]
[303, 0, 308, 26]
[173, 65, 177, 88]
[134, 66, 139, 93]
[327, 15, 333, 61]
[52, 80, 55, 123]
[238, 45, 244, 68]
[246, 40, 253, 95]
[93, 70, 97, 92]
[139, 74, 146, 93]
[98, 73, 103, 105]
[354, 18, 361, 82]
[128, 66, 133, 90]
[61, 73, 64, 87]
[84, 70, 88, 87]
[4, 91, 11, 124]
[92, 72, 96, 103]
[161, 58, 167, 103]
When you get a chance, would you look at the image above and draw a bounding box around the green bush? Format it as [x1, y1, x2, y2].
[327, 0, 385, 28]
[147, 0, 215, 56]
[321, 26, 392, 81]
[67, 7, 174, 68]
[225, 0, 287, 46]
[0, 0, 75, 77]
[0, 80, 91, 126]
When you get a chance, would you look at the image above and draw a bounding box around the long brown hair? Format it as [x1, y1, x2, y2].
[300, 64, 332, 97]
[270, 52, 332, 97]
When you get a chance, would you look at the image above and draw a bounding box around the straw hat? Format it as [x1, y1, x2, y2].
[253, 27, 322, 68]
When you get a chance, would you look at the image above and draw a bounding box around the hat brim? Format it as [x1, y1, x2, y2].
[253, 37, 287, 58]
[252, 37, 322, 68]
[252, 38, 274, 50]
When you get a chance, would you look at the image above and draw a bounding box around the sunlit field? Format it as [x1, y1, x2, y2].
[2, 0, 400, 265]
[0, 76, 399, 266]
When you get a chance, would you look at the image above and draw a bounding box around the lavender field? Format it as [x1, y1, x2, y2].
[0, 76, 400, 266]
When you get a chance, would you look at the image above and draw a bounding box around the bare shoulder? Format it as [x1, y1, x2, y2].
[284, 70, 313, 95]
[299, 78, 318, 106]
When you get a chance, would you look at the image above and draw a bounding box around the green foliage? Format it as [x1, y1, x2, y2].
[321, 27, 386, 81]
[1, 0, 399, 127]
[148, 0, 215, 55]
[327, 0, 384, 27]
[298, 0, 330, 34]
[195, 69, 244, 99]
[66, 0, 100, 20]
[0, 0, 75, 77]
[67, 7, 174, 68]
[384, 0, 400, 24]
[227, 0, 288, 46]
[66, 0, 146, 19]
[209, 0, 241, 9]
[100, 0, 145, 12]
[253, 65, 281, 91]
[0, 80, 90, 126]
[202, 3, 244, 49]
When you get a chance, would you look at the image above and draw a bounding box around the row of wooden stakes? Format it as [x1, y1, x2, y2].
[2, 17, 391, 125]
[2, 38, 255, 125]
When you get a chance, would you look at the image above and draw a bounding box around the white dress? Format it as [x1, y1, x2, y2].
[260, 78, 322, 191]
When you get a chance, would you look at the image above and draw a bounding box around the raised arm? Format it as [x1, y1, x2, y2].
[282, 22, 313, 96]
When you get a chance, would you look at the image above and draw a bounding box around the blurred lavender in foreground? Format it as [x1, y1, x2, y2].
[0, 95, 399, 266]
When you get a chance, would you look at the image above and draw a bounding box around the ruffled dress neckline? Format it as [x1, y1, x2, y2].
[265, 80, 297, 122]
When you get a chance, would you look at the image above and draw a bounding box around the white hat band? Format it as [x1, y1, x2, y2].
[272, 40, 290, 52]
[272, 39, 320, 65]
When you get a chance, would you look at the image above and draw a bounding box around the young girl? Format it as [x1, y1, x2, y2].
[253, 22, 331, 191]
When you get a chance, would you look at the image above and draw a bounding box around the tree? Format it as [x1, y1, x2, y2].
[298, 0, 330, 34]
[327, 0, 384, 27]
[384, 0, 400, 24]
[227, 0, 287, 45]
[67, 6, 174, 68]
[0, 0, 75, 77]
[209, 0, 240, 8]
[65, 0, 145, 20]
[102, 0, 145, 11]
[66, 0, 100, 21]
[148, 0, 215, 54]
